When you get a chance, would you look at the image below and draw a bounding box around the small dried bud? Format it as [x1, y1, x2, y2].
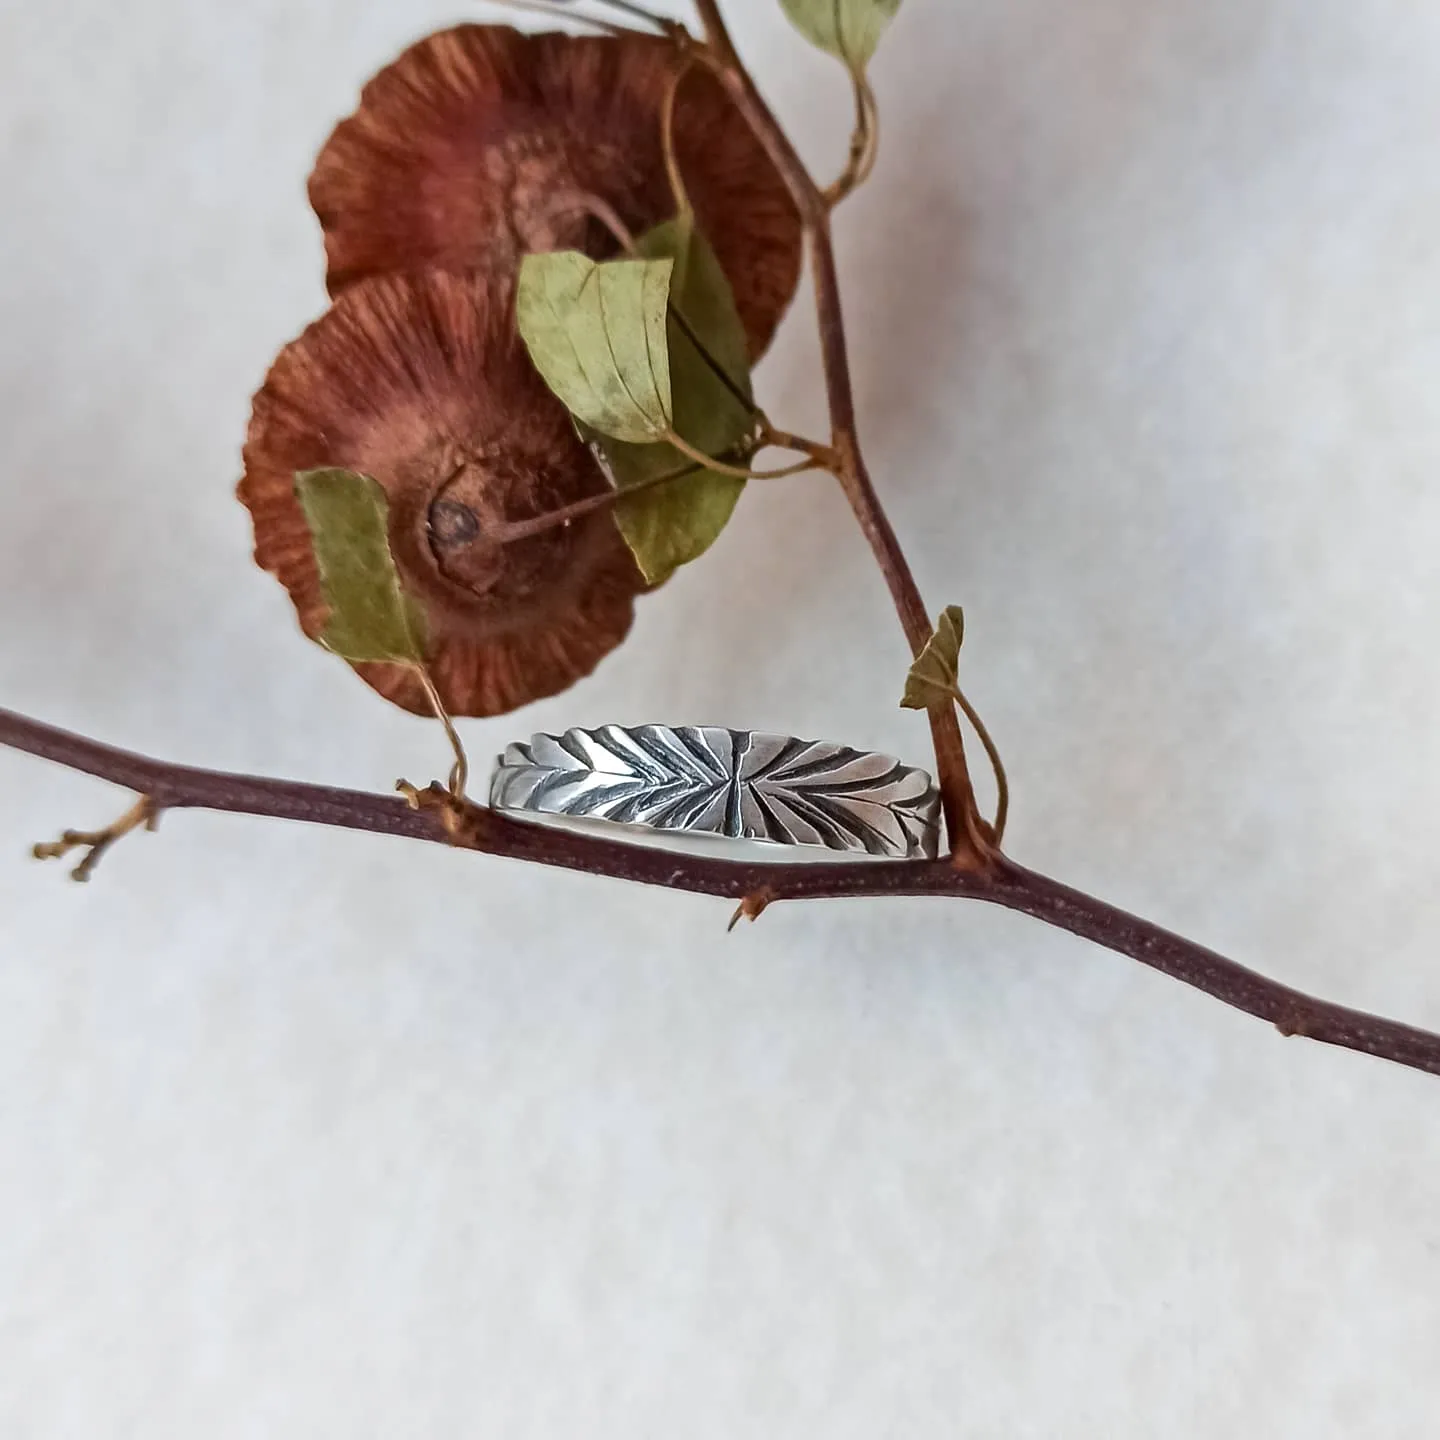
[308, 24, 803, 359]
[238, 269, 642, 716]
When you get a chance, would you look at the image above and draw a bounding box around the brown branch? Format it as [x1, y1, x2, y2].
[691, 7, 983, 860]
[4, 706, 1438, 1078]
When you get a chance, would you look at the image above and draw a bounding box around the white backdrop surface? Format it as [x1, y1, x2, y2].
[2, 2, 1439, 1435]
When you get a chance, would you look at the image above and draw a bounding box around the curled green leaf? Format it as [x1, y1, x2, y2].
[901, 605, 965, 709]
[599, 215, 758, 585]
[294, 468, 426, 665]
[780, 0, 903, 71]
[517, 250, 674, 444]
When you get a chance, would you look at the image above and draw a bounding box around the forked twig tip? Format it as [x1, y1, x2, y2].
[32, 796, 160, 882]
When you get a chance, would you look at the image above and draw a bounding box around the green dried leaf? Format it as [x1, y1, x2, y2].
[780, 0, 903, 70]
[901, 605, 965, 709]
[517, 250, 674, 444]
[597, 216, 757, 585]
[294, 468, 426, 665]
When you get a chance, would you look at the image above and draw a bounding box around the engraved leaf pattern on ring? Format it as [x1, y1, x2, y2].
[490, 725, 940, 859]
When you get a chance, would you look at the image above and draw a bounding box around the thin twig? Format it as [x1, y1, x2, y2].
[488, 448, 757, 545]
[5, 707, 1439, 1080]
[823, 69, 879, 208]
[489, 0, 683, 37]
[486, 1, 637, 37]
[741, 457, 819, 479]
[661, 428, 816, 480]
[489, 464, 702, 543]
[759, 424, 838, 470]
[480, 434, 822, 548]
[547, 191, 638, 253]
[660, 57, 695, 219]
[576, 0, 678, 32]
[949, 685, 1008, 844]
[413, 668, 469, 797]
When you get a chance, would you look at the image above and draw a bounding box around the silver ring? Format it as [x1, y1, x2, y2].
[489, 725, 941, 860]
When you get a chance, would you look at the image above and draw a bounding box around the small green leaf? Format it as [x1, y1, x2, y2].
[780, 0, 903, 70]
[294, 468, 426, 665]
[901, 605, 965, 709]
[598, 216, 757, 585]
[517, 250, 674, 444]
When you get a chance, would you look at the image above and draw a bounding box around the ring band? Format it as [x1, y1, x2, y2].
[489, 725, 941, 860]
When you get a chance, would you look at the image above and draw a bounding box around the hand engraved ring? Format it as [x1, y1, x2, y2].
[489, 725, 941, 860]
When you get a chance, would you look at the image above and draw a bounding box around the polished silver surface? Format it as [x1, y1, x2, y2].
[489, 725, 941, 860]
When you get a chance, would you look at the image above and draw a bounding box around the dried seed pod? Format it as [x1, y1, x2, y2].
[309, 24, 802, 359]
[238, 269, 642, 717]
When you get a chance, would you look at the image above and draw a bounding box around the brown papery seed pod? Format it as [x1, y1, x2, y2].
[238, 269, 642, 717]
[308, 24, 803, 360]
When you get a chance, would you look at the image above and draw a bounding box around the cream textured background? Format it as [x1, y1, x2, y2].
[3, 2, 1439, 1435]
